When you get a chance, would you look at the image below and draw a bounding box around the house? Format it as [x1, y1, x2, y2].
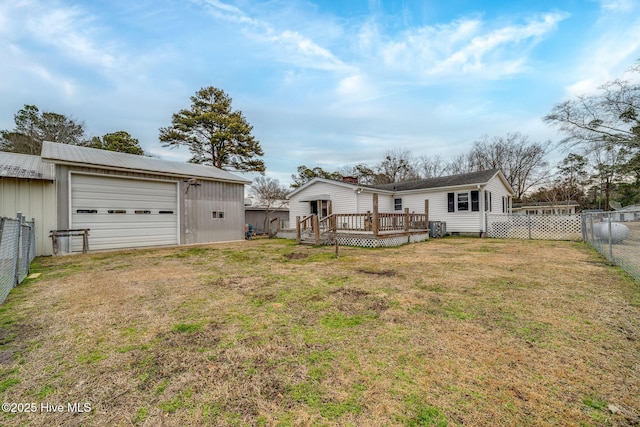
[287, 169, 514, 236]
[611, 204, 640, 222]
[1, 141, 250, 255]
[512, 201, 580, 216]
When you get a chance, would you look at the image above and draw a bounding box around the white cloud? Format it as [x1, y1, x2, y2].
[377, 12, 568, 80]
[565, 2, 640, 96]
[194, 0, 353, 73]
[599, 0, 635, 12]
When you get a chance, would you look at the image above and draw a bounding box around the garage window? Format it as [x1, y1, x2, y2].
[76, 209, 97, 214]
[212, 211, 225, 219]
[159, 210, 174, 214]
[108, 209, 127, 214]
[135, 210, 151, 214]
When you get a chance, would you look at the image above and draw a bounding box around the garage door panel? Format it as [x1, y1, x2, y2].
[71, 174, 178, 251]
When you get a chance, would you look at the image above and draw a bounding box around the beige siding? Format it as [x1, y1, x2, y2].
[0, 178, 57, 256]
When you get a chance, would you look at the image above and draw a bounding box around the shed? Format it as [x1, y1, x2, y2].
[7, 141, 251, 254]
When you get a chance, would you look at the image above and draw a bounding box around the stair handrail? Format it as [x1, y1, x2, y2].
[296, 214, 315, 244]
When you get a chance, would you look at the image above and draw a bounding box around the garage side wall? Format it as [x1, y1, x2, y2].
[181, 180, 245, 244]
[0, 178, 56, 256]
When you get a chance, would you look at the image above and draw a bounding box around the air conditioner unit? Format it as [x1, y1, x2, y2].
[428, 221, 446, 238]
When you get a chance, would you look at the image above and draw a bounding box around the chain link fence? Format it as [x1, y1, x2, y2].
[0, 214, 36, 305]
[582, 210, 640, 282]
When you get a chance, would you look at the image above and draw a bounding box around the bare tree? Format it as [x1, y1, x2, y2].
[466, 133, 550, 201]
[544, 65, 640, 148]
[417, 154, 447, 178]
[373, 148, 420, 184]
[443, 153, 474, 175]
[544, 63, 640, 208]
[249, 177, 289, 235]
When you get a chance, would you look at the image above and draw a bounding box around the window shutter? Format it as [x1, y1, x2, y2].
[447, 192, 455, 212]
[471, 190, 479, 212]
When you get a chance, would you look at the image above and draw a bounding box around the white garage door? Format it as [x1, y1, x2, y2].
[71, 174, 178, 251]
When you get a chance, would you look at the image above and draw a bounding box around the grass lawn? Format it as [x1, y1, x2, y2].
[0, 237, 639, 426]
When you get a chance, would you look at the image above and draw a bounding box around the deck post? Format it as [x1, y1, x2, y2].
[296, 216, 301, 244]
[404, 208, 410, 231]
[424, 200, 429, 228]
[372, 193, 379, 236]
[313, 214, 320, 245]
[328, 200, 335, 231]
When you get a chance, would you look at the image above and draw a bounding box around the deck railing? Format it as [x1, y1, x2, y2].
[296, 211, 429, 244]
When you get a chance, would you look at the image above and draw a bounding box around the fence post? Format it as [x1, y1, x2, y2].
[296, 216, 301, 244]
[608, 212, 613, 262]
[14, 213, 23, 287]
[527, 214, 532, 240]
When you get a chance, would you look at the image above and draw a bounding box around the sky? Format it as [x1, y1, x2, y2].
[1, 0, 640, 186]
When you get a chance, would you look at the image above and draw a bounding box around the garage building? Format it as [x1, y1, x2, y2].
[31, 141, 250, 254]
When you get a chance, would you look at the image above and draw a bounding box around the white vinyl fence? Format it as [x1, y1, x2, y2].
[0, 214, 36, 305]
[486, 214, 582, 241]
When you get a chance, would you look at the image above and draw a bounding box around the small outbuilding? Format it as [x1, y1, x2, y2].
[1, 141, 251, 255]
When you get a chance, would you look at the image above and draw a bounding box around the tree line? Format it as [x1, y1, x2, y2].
[3, 62, 638, 210]
[290, 62, 640, 209]
[0, 87, 265, 174]
[0, 105, 146, 156]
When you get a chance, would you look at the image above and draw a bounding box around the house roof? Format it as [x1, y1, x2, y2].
[0, 152, 55, 181]
[372, 169, 505, 192]
[40, 141, 251, 184]
[287, 169, 514, 199]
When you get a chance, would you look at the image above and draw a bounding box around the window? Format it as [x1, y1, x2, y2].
[212, 211, 225, 219]
[108, 209, 126, 214]
[76, 209, 97, 214]
[457, 193, 469, 211]
[394, 198, 402, 211]
[135, 210, 151, 214]
[471, 191, 479, 212]
[159, 210, 174, 214]
[447, 193, 455, 212]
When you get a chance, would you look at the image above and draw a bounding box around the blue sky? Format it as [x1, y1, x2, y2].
[1, 0, 640, 186]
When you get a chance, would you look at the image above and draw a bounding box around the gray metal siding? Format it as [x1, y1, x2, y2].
[55, 165, 246, 249]
[181, 180, 245, 244]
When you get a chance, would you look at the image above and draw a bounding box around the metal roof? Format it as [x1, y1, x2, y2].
[40, 141, 251, 184]
[0, 152, 55, 181]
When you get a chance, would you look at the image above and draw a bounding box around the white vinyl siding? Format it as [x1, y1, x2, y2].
[70, 174, 178, 251]
[288, 181, 358, 222]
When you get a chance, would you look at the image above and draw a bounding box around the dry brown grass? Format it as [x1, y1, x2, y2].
[0, 238, 639, 426]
